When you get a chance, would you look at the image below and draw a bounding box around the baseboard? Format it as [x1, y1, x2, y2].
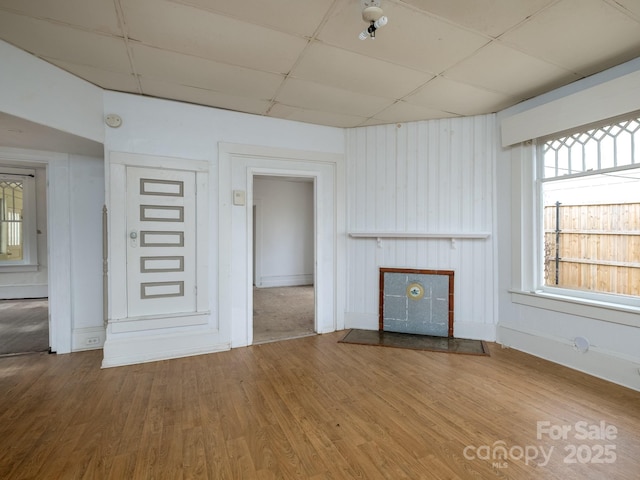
[73, 326, 106, 351]
[344, 312, 378, 330]
[0, 284, 48, 299]
[101, 329, 230, 368]
[256, 274, 313, 288]
[498, 324, 640, 392]
[454, 321, 496, 341]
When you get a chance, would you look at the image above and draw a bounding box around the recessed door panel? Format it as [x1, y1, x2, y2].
[126, 167, 196, 317]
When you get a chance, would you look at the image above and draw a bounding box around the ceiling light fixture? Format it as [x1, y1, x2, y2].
[358, 0, 388, 40]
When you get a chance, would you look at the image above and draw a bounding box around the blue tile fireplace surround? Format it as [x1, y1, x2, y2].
[379, 268, 454, 337]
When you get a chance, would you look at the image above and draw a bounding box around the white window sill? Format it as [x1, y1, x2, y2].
[0, 264, 39, 273]
[510, 290, 640, 329]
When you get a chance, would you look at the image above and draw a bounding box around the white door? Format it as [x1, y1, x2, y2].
[125, 167, 196, 317]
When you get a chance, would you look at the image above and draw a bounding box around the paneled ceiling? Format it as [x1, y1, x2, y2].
[1, 0, 640, 130]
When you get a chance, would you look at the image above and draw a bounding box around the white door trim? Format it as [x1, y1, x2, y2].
[219, 143, 345, 348]
[103, 151, 219, 367]
[0, 147, 72, 353]
[252, 199, 262, 287]
[247, 170, 318, 343]
[108, 151, 210, 323]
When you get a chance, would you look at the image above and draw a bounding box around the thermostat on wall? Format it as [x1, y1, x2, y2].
[233, 190, 246, 206]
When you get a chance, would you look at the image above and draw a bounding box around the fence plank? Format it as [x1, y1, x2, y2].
[544, 203, 640, 295]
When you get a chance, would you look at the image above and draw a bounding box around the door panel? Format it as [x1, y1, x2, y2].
[126, 167, 196, 317]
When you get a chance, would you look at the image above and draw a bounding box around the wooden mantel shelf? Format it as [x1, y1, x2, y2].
[348, 231, 490, 247]
[348, 232, 491, 239]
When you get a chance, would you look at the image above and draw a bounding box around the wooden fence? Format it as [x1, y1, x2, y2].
[544, 202, 640, 296]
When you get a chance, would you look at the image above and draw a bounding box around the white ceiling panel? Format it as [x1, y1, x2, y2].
[1, 0, 640, 132]
[268, 103, 368, 128]
[169, 0, 335, 37]
[132, 44, 284, 100]
[500, 0, 640, 75]
[290, 42, 433, 99]
[276, 77, 394, 118]
[44, 58, 141, 93]
[400, 0, 556, 37]
[122, 0, 308, 75]
[140, 78, 271, 115]
[444, 42, 579, 98]
[405, 76, 515, 116]
[317, 0, 490, 74]
[0, 0, 122, 36]
[369, 100, 456, 124]
[612, 0, 640, 19]
[0, 10, 131, 72]
[0, 112, 103, 156]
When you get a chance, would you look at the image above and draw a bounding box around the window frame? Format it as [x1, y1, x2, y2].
[533, 115, 640, 309]
[0, 167, 38, 272]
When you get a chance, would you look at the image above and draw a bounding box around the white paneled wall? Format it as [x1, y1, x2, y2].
[345, 115, 497, 340]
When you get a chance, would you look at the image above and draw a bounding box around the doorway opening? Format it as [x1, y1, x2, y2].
[252, 175, 315, 344]
[0, 164, 49, 356]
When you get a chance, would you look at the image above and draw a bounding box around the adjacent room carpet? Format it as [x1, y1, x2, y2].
[339, 329, 489, 356]
[0, 298, 49, 356]
[253, 285, 315, 344]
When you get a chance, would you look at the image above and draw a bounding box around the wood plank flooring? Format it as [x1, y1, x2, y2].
[1, 332, 639, 479]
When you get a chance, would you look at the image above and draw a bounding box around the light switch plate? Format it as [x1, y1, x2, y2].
[233, 190, 246, 206]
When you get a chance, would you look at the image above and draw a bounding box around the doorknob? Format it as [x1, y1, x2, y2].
[130, 230, 138, 248]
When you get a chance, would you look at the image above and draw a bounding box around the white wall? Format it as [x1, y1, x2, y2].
[4, 38, 637, 389]
[0, 40, 103, 144]
[497, 58, 640, 391]
[0, 147, 105, 354]
[0, 42, 106, 354]
[253, 177, 314, 288]
[69, 155, 106, 350]
[344, 116, 497, 340]
[0, 165, 48, 299]
[103, 92, 344, 161]
[102, 92, 344, 365]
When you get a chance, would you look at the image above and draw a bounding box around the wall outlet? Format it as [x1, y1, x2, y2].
[86, 337, 100, 345]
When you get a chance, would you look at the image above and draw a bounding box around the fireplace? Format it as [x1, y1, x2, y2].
[379, 268, 454, 337]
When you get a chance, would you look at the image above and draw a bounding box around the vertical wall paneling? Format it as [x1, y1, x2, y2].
[346, 115, 497, 340]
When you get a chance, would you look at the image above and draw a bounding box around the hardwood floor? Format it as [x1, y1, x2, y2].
[1, 332, 639, 479]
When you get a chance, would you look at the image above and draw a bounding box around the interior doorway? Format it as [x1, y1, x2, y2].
[252, 175, 315, 344]
[0, 163, 49, 356]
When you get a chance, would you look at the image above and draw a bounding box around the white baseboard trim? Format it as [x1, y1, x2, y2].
[73, 326, 106, 351]
[498, 324, 640, 392]
[256, 274, 313, 288]
[102, 330, 230, 368]
[0, 284, 48, 299]
[344, 312, 378, 330]
[454, 321, 496, 341]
